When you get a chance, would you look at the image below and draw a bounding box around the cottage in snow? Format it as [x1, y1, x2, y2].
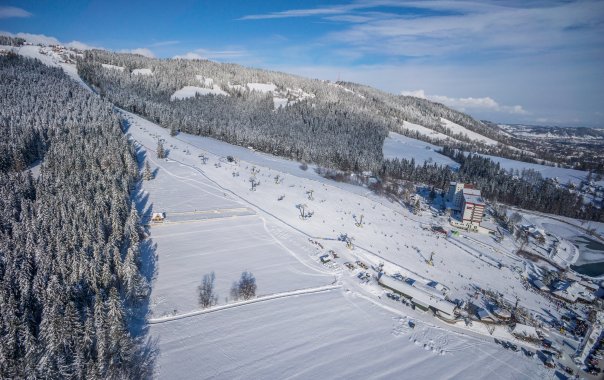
[151, 212, 165, 223]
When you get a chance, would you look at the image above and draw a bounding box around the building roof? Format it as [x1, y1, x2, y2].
[463, 188, 481, 196]
[552, 281, 595, 303]
[462, 189, 485, 205]
[379, 275, 457, 316]
[511, 323, 540, 339]
[477, 308, 491, 320]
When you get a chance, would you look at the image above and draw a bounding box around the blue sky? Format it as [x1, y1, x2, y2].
[1, 0, 603, 127]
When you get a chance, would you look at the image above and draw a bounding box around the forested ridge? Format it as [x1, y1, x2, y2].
[77, 50, 390, 172]
[78, 51, 534, 171]
[0, 55, 152, 378]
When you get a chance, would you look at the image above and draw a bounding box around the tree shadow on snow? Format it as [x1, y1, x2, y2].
[129, 141, 160, 375]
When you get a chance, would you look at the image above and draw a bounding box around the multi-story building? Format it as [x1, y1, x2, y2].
[461, 188, 485, 226]
[447, 182, 486, 231]
[447, 182, 465, 210]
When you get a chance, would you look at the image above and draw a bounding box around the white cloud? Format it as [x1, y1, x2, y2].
[401, 89, 527, 115]
[119, 48, 155, 58]
[0, 6, 31, 19]
[0, 31, 99, 49]
[65, 41, 99, 50]
[174, 48, 247, 61]
[239, 5, 354, 20]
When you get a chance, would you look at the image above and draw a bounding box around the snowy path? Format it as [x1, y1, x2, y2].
[149, 284, 341, 324]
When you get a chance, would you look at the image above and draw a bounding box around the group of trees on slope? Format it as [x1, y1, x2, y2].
[0, 55, 153, 379]
[77, 50, 391, 172]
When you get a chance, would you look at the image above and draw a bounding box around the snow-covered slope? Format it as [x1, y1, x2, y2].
[101, 63, 125, 72]
[383, 132, 460, 169]
[121, 108, 576, 378]
[440, 118, 499, 146]
[132, 68, 153, 75]
[150, 289, 549, 379]
[17, 44, 597, 378]
[170, 85, 228, 100]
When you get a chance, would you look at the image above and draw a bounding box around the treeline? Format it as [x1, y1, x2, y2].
[77, 50, 390, 171]
[379, 147, 603, 221]
[0, 55, 152, 378]
[0, 35, 25, 46]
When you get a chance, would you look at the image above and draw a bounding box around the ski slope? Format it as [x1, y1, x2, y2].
[440, 118, 499, 146]
[383, 132, 460, 169]
[150, 289, 550, 379]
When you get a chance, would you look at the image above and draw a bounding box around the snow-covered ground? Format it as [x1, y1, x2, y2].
[481, 154, 600, 186]
[132, 68, 153, 76]
[441, 118, 499, 146]
[101, 63, 125, 72]
[170, 85, 228, 100]
[123, 110, 570, 379]
[247, 82, 277, 93]
[150, 289, 550, 379]
[400, 120, 452, 141]
[383, 132, 460, 169]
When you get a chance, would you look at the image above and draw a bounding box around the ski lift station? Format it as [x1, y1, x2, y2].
[378, 274, 458, 320]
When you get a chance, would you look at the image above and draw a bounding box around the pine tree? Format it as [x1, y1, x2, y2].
[143, 160, 153, 180]
[156, 140, 165, 159]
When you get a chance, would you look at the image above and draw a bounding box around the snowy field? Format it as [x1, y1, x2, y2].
[171, 85, 228, 100]
[481, 154, 600, 186]
[150, 289, 550, 380]
[441, 118, 499, 146]
[400, 120, 452, 141]
[123, 109, 567, 379]
[383, 132, 460, 169]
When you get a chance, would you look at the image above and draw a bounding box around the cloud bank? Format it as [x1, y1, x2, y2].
[401, 90, 527, 115]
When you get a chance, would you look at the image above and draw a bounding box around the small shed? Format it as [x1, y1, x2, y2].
[151, 212, 166, 223]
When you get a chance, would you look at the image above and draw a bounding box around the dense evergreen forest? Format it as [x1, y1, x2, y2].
[0, 55, 152, 378]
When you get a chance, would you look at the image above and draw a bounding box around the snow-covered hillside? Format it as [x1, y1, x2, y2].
[122, 109, 580, 379]
[383, 132, 459, 169]
[170, 85, 228, 100]
[440, 118, 499, 146]
[13, 43, 603, 379]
